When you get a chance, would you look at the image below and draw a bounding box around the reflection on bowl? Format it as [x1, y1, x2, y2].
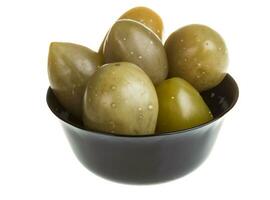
[46, 74, 239, 184]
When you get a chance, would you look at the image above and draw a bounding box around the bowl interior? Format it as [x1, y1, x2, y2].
[46, 74, 239, 135]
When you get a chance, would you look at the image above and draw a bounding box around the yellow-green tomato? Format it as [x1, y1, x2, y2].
[99, 7, 163, 55]
[156, 77, 213, 133]
[83, 62, 158, 135]
[119, 6, 163, 39]
[48, 42, 103, 118]
[165, 24, 228, 92]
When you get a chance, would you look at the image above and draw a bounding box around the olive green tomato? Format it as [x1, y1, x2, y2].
[156, 77, 213, 133]
[48, 42, 103, 119]
[165, 24, 228, 92]
[119, 6, 163, 39]
[103, 19, 168, 85]
[83, 62, 158, 135]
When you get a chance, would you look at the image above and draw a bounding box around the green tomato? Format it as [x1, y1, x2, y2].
[48, 42, 103, 118]
[156, 77, 213, 133]
[165, 24, 228, 92]
[83, 62, 158, 135]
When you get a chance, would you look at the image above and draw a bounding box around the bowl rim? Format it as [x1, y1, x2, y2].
[46, 74, 239, 138]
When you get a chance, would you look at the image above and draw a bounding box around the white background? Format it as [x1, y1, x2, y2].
[0, 0, 269, 199]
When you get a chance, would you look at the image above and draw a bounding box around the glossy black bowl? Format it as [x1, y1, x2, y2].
[46, 74, 239, 184]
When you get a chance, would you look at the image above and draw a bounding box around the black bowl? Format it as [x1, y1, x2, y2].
[46, 74, 239, 184]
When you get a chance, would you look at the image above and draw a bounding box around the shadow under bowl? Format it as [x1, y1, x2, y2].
[46, 74, 239, 184]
